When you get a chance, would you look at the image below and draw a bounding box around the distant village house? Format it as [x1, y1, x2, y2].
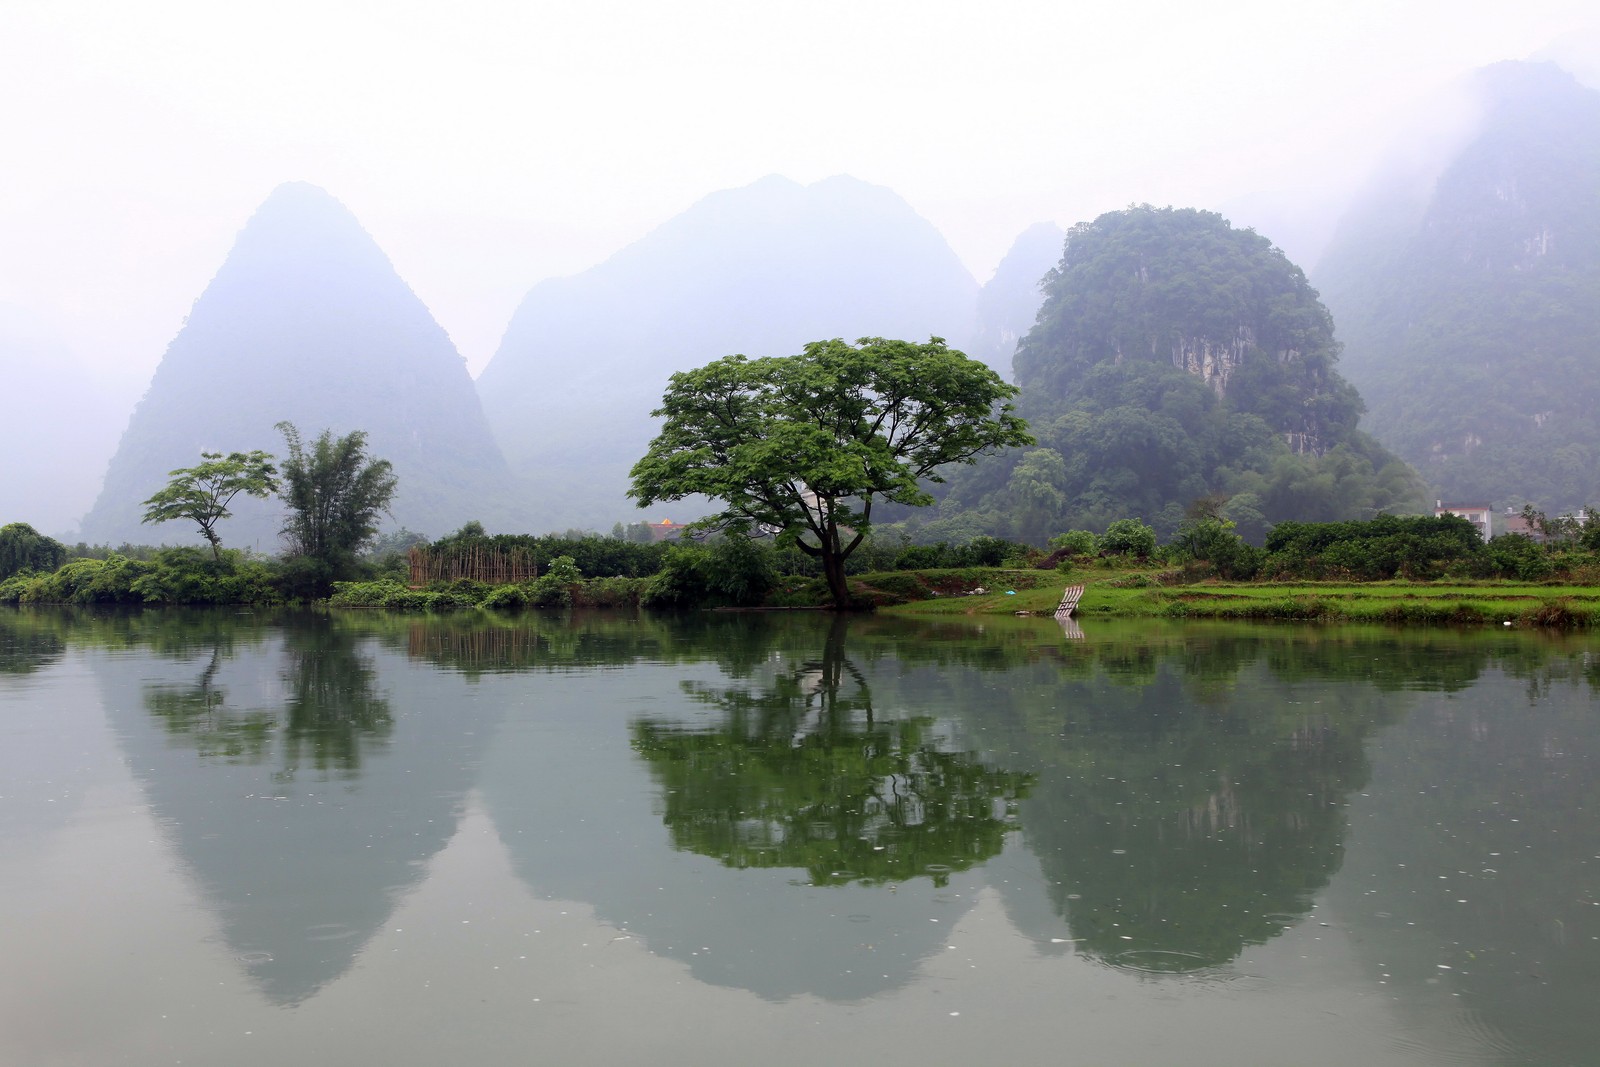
[1434, 501, 1491, 542]
[646, 519, 683, 542]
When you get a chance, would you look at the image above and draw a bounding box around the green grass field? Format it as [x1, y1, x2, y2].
[867, 568, 1600, 627]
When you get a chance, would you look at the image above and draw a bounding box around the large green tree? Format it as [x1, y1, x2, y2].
[139, 451, 280, 560]
[629, 337, 1032, 608]
[276, 422, 397, 582]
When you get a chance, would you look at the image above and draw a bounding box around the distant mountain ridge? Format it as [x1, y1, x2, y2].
[80, 183, 517, 548]
[1315, 61, 1600, 512]
[476, 175, 981, 531]
[970, 221, 1064, 377]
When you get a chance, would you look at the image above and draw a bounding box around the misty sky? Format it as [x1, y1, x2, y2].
[0, 2, 1595, 436]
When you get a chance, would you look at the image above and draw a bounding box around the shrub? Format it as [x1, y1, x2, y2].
[1048, 530, 1100, 557]
[894, 544, 947, 570]
[1101, 518, 1158, 558]
[20, 555, 151, 604]
[1170, 519, 1262, 580]
[1487, 534, 1553, 581]
[481, 584, 529, 611]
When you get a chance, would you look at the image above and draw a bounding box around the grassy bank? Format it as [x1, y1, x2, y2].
[873, 568, 1600, 628]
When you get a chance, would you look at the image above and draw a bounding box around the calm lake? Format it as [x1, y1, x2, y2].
[1, 607, 1597, 1066]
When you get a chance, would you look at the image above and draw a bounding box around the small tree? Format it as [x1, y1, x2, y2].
[629, 337, 1032, 609]
[1100, 518, 1157, 558]
[140, 451, 279, 560]
[276, 422, 397, 582]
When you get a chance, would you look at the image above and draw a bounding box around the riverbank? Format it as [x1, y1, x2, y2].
[874, 568, 1600, 627]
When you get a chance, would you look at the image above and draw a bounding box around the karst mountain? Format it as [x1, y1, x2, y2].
[80, 183, 516, 548]
[475, 175, 981, 531]
[1315, 60, 1600, 513]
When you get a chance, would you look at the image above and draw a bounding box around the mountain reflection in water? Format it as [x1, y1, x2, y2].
[0, 606, 1595, 1064]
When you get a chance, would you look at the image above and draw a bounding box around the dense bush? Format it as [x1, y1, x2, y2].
[130, 548, 281, 605]
[1263, 514, 1487, 580]
[8, 555, 152, 604]
[641, 538, 777, 608]
[1486, 534, 1554, 581]
[1049, 530, 1100, 557]
[1170, 519, 1262, 580]
[0, 523, 68, 580]
[1101, 518, 1158, 558]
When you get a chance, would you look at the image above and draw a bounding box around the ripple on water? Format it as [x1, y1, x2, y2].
[1108, 948, 1217, 975]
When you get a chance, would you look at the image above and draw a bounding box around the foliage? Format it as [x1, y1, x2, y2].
[1100, 518, 1158, 558]
[1262, 513, 1489, 581]
[0, 522, 68, 579]
[1169, 518, 1262, 580]
[277, 422, 397, 587]
[424, 527, 670, 579]
[140, 450, 279, 560]
[1049, 529, 1100, 557]
[629, 336, 1032, 609]
[129, 548, 282, 604]
[1485, 534, 1554, 581]
[528, 555, 583, 607]
[6, 555, 152, 605]
[363, 526, 430, 560]
[641, 538, 778, 609]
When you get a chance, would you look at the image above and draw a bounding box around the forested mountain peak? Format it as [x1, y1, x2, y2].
[476, 174, 979, 531]
[1315, 60, 1600, 512]
[938, 206, 1423, 543]
[79, 183, 515, 547]
[1015, 205, 1360, 455]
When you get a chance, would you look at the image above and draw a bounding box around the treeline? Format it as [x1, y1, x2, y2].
[1168, 513, 1600, 582]
[8, 513, 1599, 612]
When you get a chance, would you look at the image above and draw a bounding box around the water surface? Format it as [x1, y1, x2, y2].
[1, 607, 1596, 1065]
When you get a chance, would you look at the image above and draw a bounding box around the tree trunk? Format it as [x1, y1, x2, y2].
[822, 549, 851, 610]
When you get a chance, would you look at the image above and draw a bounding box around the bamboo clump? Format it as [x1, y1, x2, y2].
[407, 544, 538, 587]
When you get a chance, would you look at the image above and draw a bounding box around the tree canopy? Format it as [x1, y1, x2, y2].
[629, 337, 1032, 608]
[140, 450, 280, 559]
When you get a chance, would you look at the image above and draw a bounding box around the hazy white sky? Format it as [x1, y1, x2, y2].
[1, 0, 1595, 392]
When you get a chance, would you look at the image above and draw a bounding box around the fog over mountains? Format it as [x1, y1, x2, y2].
[25, 53, 1600, 542]
[476, 175, 985, 531]
[1315, 60, 1600, 512]
[79, 183, 517, 548]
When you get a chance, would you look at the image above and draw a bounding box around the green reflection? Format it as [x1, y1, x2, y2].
[632, 618, 1033, 887]
[0, 608, 65, 674]
[139, 613, 391, 773]
[1018, 663, 1387, 971]
[276, 615, 392, 774]
[144, 644, 276, 762]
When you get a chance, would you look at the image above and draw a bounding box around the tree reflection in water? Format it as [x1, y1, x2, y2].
[142, 612, 390, 773]
[632, 618, 1032, 887]
[277, 615, 392, 775]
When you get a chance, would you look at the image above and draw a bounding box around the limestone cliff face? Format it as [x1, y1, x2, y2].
[1315, 60, 1600, 510]
[1169, 328, 1253, 399]
[81, 183, 517, 547]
